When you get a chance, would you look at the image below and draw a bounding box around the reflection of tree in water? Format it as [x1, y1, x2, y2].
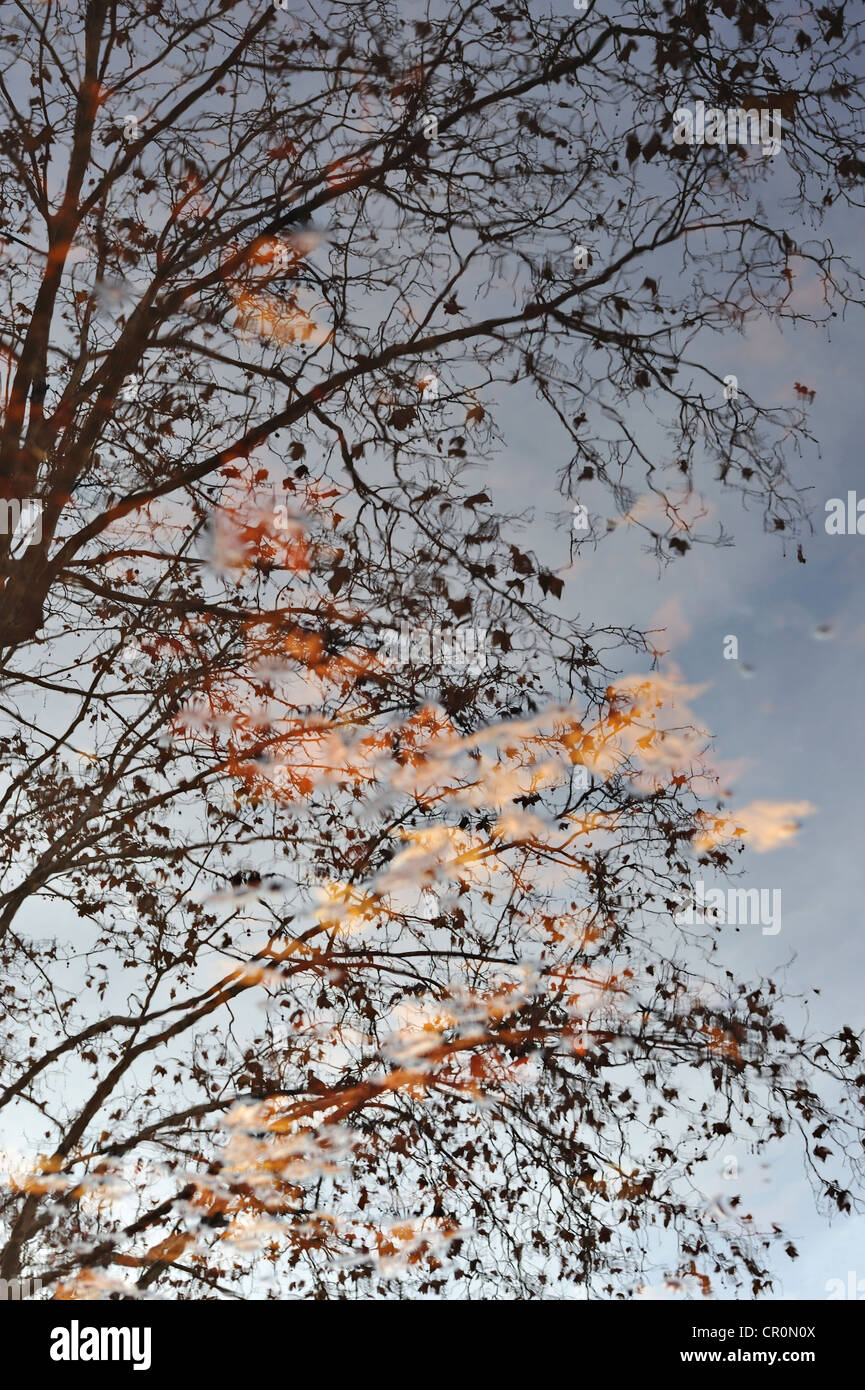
[0, 0, 862, 1299]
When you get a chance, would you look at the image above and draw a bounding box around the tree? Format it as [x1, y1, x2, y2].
[0, 0, 862, 1298]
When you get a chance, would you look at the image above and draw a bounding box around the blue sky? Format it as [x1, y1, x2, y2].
[483, 252, 865, 1295]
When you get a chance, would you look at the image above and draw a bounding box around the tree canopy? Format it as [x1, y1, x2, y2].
[0, 0, 862, 1299]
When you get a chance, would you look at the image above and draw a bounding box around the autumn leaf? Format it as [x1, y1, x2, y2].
[389, 406, 416, 430]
